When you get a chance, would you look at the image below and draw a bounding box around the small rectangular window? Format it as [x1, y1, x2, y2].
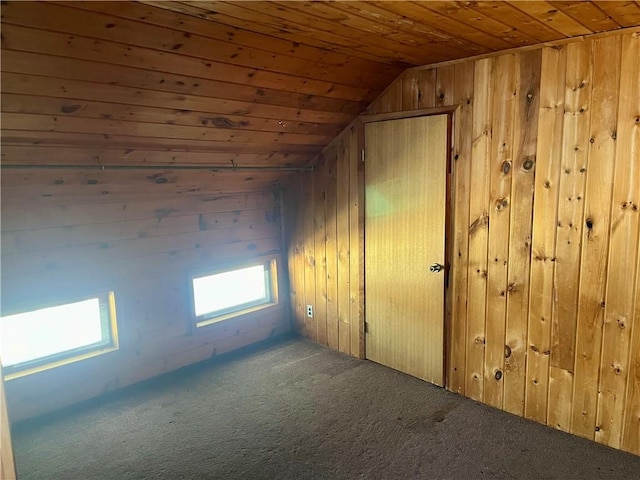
[191, 258, 278, 328]
[1, 293, 119, 379]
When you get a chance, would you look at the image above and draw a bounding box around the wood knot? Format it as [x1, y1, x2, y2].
[502, 161, 511, 174]
[61, 104, 84, 114]
[585, 218, 593, 229]
[522, 157, 535, 171]
[494, 370, 503, 381]
[495, 197, 509, 211]
[543, 180, 551, 188]
[504, 345, 512, 358]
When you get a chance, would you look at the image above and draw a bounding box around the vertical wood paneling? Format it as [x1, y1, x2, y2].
[623, 234, 640, 454]
[336, 136, 352, 354]
[465, 58, 493, 402]
[417, 69, 437, 109]
[448, 61, 474, 394]
[504, 49, 541, 416]
[571, 35, 622, 440]
[436, 65, 455, 108]
[402, 71, 420, 110]
[367, 80, 403, 115]
[484, 54, 517, 409]
[350, 124, 363, 358]
[283, 177, 304, 331]
[548, 41, 594, 431]
[302, 174, 317, 342]
[325, 151, 340, 351]
[314, 161, 328, 346]
[525, 45, 567, 424]
[285, 30, 640, 456]
[596, 32, 640, 450]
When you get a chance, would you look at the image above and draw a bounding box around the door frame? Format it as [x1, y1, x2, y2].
[359, 107, 456, 386]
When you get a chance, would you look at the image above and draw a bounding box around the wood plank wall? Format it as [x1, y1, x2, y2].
[1, 172, 290, 421]
[285, 30, 640, 455]
[285, 125, 363, 358]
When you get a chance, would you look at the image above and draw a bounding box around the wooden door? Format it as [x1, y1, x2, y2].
[364, 115, 448, 386]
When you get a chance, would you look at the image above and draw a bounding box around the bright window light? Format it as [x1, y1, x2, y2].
[191, 259, 278, 327]
[1, 294, 118, 377]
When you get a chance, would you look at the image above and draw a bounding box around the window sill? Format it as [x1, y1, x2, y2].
[195, 301, 279, 329]
[4, 345, 119, 381]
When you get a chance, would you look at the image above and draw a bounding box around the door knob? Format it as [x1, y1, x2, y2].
[429, 263, 444, 273]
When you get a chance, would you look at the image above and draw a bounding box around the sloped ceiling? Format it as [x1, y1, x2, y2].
[1, 1, 639, 192]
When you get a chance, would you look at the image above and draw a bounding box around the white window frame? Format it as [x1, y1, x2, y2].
[1, 292, 119, 380]
[190, 257, 279, 329]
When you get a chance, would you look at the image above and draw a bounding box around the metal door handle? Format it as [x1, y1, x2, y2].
[429, 263, 444, 273]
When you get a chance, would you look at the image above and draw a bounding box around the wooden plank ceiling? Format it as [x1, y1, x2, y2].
[1, 1, 639, 192]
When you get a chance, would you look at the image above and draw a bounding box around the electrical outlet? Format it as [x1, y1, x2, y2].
[306, 305, 314, 318]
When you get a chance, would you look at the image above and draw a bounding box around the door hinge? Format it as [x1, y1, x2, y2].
[361, 149, 365, 163]
[364, 321, 369, 334]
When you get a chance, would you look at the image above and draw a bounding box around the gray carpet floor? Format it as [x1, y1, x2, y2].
[12, 335, 640, 479]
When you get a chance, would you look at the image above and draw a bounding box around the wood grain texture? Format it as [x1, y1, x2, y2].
[503, 49, 541, 417]
[571, 35, 622, 441]
[595, 31, 640, 450]
[465, 58, 493, 402]
[448, 61, 473, 394]
[325, 150, 340, 351]
[336, 137, 352, 354]
[547, 40, 593, 432]
[2, 0, 635, 179]
[524, 45, 567, 424]
[284, 29, 639, 456]
[2, 184, 289, 421]
[484, 54, 517, 409]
